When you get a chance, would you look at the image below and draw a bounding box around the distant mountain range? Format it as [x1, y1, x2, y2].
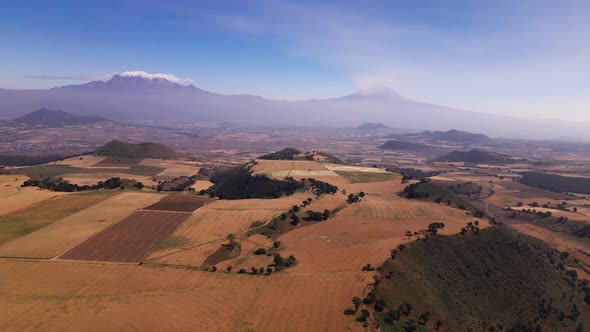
[6, 108, 107, 127]
[1, 74, 587, 139]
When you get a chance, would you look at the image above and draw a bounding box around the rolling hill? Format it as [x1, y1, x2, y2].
[373, 226, 590, 331]
[434, 149, 511, 164]
[356, 122, 390, 131]
[94, 140, 181, 159]
[379, 140, 429, 151]
[406, 129, 493, 143]
[8, 108, 106, 127]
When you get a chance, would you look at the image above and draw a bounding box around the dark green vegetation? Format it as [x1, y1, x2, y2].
[434, 149, 511, 164]
[391, 167, 440, 181]
[209, 166, 301, 199]
[379, 140, 428, 151]
[259, 148, 301, 160]
[208, 165, 338, 199]
[94, 140, 181, 159]
[333, 171, 398, 183]
[0, 154, 70, 167]
[22, 176, 143, 192]
[157, 174, 199, 192]
[373, 226, 590, 331]
[400, 180, 482, 214]
[520, 172, 590, 194]
[11, 108, 106, 127]
[449, 181, 483, 196]
[258, 148, 343, 163]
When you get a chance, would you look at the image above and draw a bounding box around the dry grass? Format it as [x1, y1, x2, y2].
[190, 180, 213, 191]
[145, 193, 309, 266]
[0, 192, 117, 246]
[0, 192, 161, 258]
[51, 156, 106, 168]
[0, 175, 68, 216]
[252, 159, 329, 173]
[155, 163, 199, 178]
[0, 260, 369, 332]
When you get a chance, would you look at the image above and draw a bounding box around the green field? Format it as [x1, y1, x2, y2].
[333, 171, 399, 183]
[11, 165, 81, 178]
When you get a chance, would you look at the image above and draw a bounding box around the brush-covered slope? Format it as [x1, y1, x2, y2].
[374, 226, 590, 331]
[94, 140, 180, 159]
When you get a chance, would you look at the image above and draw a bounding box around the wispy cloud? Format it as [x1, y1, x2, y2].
[24, 71, 195, 84]
[157, 0, 590, 119]
[23, 73, 114, 81]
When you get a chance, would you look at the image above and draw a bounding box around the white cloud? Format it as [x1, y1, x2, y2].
[117, 71, 195, 84]
[24, 71, 195, 84]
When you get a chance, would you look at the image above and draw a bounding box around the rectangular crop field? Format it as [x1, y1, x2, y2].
[92, 157, 142, 167]
[144, 195, 214, 212]
[60, 211, 189, 262]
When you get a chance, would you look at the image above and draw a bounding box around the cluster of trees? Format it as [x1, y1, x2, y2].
[273, 253, 296, 271]
[460, 220, 480, 235]
[208, 165, 339, 200]
[520, 172, 590, 195]
[450, 182, 483, 196]
[361, 263, 375, 271]
[209, 167, 302, 199]
[347, 191, 365, 203]
[157, 174, 199, 192]
[391, 167, 440, 182]
[22, 176, 142, 192]
[427, 222, 445, 235]
[303, 209, 331, 222]
[304, 177, 339, 195]
[258, 148, 301, 160]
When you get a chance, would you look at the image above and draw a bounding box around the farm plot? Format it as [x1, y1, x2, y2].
[145, 193, 309, 266]
[253, 159, 329, 172]
[154, 163, 198, 178]
[496, 180, 574, 200]
[0, 192, 161, 258]
[0, 260, 369, 332]
[51, 155, 106, 167]
[144, 195, 214, 212]
[92, 157, 142, 167]
[0, 175, 67, 216]
[0, 192, 116, 246]
[60, 211, 189, 262]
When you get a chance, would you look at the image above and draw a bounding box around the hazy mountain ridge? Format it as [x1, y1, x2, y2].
[6, 108, 107, 127]
[1, 75, 588, 139]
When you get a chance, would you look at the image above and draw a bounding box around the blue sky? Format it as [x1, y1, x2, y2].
[1, 0, 589, 120]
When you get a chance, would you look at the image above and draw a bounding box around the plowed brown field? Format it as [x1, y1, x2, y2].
[60, 211, 189, 262]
